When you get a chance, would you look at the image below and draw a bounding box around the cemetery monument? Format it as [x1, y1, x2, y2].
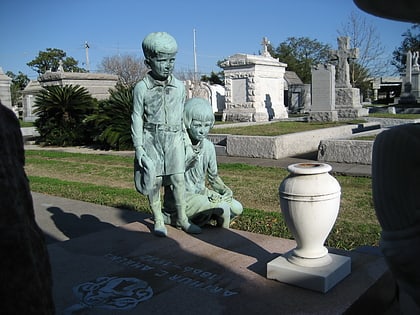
[267, 162, 351, 292]
[329, 37, 368, 118]
[38, 67, 118, 100]
[132, 32, 242, 237]
[162, 97, 243, 229]
[184, 80, 226, 115]
[21, 80, 42, 122]
[22, 65, 118, 122]
[309, 64, 338, 122]
[398, 50, 420, 105]
[220, 37, 288, 122]
[284, 71, 308, 113]
[132, 32, 202, 237]
[0, 67, 12, 110]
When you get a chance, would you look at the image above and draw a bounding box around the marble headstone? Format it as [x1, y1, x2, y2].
[309, 64, 338, 122]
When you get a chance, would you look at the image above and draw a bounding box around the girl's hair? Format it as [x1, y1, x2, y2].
[142, 32, 178, 58]
[184, 97, 214, 128]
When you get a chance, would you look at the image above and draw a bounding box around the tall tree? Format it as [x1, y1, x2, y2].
[272, 37, 331, 83]
[98, 54, 148, 87]
[392, 24, 420, 74]
[338, 10, 389, 92]
[27, 48, 86, 74]
[201, 71, 224, 85]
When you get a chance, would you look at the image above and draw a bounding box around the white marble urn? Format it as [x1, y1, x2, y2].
[279, 163, 341, 267]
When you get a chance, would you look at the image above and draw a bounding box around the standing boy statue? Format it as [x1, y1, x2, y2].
[131, 32, 201, 237]
[163, 97, 243, 228]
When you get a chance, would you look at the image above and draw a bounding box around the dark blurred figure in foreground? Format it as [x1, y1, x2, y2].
[354, 1, 420, 313]
[354, 0, 420, 23]
[372, 123, 420, 314]
[0, 102, 55, 314]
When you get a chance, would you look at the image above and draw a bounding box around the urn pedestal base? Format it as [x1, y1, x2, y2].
[267, 250, 351, 293]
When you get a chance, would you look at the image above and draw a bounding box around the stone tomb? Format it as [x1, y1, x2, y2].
[21, 80, 42, 122]
[39, 70, 118, 100]
[21, 68, 118, 122]
[0, 67, 12, 109]
[219, 38, 288, 122]
[39, 196, 392, 314]
[185, 80, 226, 115]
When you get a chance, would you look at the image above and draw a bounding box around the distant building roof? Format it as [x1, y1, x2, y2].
[22, 80, 42, 94]
[284, 71, 303, 86]
[220, 53, 287, 68]
[39, 71, 118, 82]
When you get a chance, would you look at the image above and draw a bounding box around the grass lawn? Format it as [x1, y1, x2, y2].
[368, 112, 420, 119]
[25, 150, 380, 251]
[20, 120, 34, 127]
[211, 120, 365, 136]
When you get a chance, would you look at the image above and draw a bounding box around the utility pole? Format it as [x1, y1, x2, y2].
[193, 29, 198, 82]
[84, 41, 90, 72]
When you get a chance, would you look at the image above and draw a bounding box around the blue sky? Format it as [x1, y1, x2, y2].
[0, 0, 414, 79]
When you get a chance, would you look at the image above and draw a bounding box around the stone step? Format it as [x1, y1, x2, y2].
[351, 121, 381, 134]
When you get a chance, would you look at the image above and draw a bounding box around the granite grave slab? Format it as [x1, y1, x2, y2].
[47, 220, 389, 314]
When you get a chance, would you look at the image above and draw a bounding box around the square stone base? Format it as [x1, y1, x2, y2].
[337, 107, 369, 118]
[309, 110, 338, 122]
[267, 251, 351, 293]
[223, 109, 258, 122]
[336, 87, 361, 108]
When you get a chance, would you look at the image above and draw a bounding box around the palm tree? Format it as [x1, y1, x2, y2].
[34, 85, 96, 146]
[86, 85, 134, 150]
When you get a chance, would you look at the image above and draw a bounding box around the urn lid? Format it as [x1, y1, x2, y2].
[287, 163, 332, 175]
[281, 163, 340, 199]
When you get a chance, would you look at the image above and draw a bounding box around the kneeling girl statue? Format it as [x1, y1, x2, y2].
[163, 97, 243, 228]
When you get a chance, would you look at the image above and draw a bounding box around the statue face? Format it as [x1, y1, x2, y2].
[147, 51, 176, 81]
[188, 119, 213, 143]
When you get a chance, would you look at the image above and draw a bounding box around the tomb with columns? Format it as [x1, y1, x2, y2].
[219, 37, 288, 122]
[38, 62, 118, 101]
[22, 62, 118, 122]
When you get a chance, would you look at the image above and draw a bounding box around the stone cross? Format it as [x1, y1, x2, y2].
[261, 37, 271, 57]
[329, 37, 358, 88]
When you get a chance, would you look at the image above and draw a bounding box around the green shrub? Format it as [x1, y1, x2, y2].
[86, 85, 134, 150]
[34, 85, 97, 146]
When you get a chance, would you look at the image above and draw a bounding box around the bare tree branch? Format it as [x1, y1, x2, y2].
[338, 11, 390, 79]
[98, 54, 148, 87]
